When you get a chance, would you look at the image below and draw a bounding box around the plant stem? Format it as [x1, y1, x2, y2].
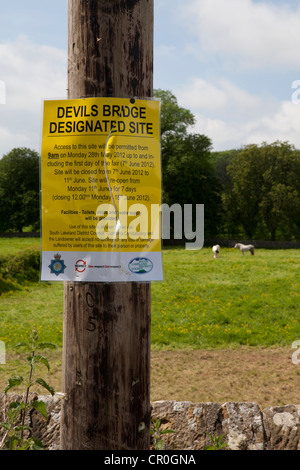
[20, 346, 35, 441]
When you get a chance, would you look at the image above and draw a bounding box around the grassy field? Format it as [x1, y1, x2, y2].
[0, 239, 300, 406]
[0, 237, 40, 256]
[0, 240, 299, 349]
[151, 247, 300, 348]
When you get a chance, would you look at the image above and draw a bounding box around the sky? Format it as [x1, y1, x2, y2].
[1, 0, 300, 156]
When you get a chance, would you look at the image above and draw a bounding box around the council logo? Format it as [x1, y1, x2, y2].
[128, 257, 153, 274]
[48, 254, 67, 276]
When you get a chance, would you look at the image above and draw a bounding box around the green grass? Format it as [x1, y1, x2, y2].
[0, 241, 41, 294]
[0, 240, 299, 350]
[151, 247, 300, 349]
[0, 282, 63, 348]
[0, 237, 40, 256]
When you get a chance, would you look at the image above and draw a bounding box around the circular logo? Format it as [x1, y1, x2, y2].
[75, 259, 86, 273]
[128, 257, 153, 274]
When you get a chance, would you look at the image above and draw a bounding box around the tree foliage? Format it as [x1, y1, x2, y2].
[1, 95, 300, 242]
[154, 89, 195, 139]
[220, 142, 300, 240]
[154, 89, 222, 237]
[0, 148, 40, 232]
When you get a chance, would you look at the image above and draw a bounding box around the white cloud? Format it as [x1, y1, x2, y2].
[0, 126, 31, 152]
[190, 99, 300, 151]
[245, 100, 300, 145]
[179, 0, 300, 69]
[175, 78, 227, 112]
[175, 77, 265, 119]
[0, 35, 66, 156]
[192, 114, 239, 150]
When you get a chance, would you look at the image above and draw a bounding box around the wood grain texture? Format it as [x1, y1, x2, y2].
[61, 282, 151, 449]
[67, 0, 153, 99]
[61, 0, 153, 450]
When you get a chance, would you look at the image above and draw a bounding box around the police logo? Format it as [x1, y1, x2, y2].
[49, 253, 66, 276]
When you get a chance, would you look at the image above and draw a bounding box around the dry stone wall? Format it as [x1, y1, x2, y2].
[1, 394, 300, 450]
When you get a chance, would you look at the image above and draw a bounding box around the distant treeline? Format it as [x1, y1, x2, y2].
[212, 142, 300, 241]
[0, 91, 300, 242]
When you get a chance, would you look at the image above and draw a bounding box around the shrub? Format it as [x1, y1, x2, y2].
[0, 249, 40, 292]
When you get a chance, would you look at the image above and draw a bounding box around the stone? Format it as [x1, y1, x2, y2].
[262, 405, 300, 450]
[151, 400, 223, 450]
[30, 395, 62, 450]
[1, 393, 300, 450]
[221, 402, 266, 450]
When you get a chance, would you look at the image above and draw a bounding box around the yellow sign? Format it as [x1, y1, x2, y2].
[41, 97, 163, 282]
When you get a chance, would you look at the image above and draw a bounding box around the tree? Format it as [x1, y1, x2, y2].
[0, 148, 40, 232]
[212, 149, 241, 237]
[222, 144, 264, 238]
[223, 141, 300, 240]
[260, 183, 300, 240]
[154, 89, 222, 237]
[258, 142, 300, 239]
[154, 89, 195, 139]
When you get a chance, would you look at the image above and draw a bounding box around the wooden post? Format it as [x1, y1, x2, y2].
[60, 0, 153, 450]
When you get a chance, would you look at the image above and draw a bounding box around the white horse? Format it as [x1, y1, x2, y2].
[234, 243, 255, 255]
[212, 244, 220, 258]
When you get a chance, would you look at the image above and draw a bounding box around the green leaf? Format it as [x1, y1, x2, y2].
[8, 400, 23, 410]
[27, 354, 35, 370]
[27, 354, 51, 371]
[4, 376, 24, 394]
[160, 429, 176, 435]
[31, 437, 45, 450]
[156, 439, 165, 450]
[32, 400, 48, 420]
[37, 342, 57, 350]
[35, 355, 51, 371]
[15, 342, 30, 349]
[204, 433, 227, 450]
[0, 422, 10, 431]
[8, 436, 19, 450]
[14, 425, 32, 432]
[35, 378, 55, 396]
